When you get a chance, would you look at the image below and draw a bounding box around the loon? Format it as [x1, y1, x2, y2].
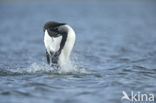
[43, 21, 76, 67]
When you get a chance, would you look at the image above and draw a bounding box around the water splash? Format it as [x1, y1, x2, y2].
[0, 61, 88, 76]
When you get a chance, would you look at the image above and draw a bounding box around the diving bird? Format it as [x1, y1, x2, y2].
[43, 21, 76, 67]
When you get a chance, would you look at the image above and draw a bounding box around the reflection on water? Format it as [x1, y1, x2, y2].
[0, 1, 156, 103]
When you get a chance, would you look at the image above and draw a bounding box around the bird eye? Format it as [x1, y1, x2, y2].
[53, 27, 58, 31]
[49, 27, 58, 32]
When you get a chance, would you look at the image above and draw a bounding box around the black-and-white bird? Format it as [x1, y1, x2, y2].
[43, 21, 76, 67]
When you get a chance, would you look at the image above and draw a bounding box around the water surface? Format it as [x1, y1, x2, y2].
[0, 1, 156, 103]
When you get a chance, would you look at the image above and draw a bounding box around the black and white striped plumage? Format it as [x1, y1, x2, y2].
[43, 21, 75, 67]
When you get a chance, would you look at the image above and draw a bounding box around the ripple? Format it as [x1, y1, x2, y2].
[0, 90, 32, 97]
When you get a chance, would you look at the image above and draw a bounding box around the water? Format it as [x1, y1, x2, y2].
[0, 1, 156, 103]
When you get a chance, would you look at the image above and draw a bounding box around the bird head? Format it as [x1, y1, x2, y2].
[44, 21, 66, 37]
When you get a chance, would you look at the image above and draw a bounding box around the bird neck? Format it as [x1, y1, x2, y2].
[58, 25, 76, 66]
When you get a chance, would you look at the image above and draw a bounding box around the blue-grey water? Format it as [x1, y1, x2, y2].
[0, 1, 156, 103]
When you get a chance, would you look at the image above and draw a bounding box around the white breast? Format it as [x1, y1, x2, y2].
[44, 30, 62, 55]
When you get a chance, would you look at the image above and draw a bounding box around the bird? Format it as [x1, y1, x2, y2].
[43, 21, 76, 68]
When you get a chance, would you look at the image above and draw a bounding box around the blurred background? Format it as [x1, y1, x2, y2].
[0, 0, 156, 103]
